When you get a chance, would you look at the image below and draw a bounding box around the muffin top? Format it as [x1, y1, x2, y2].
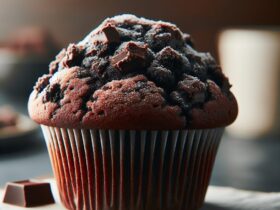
[28, 14, 238, 130]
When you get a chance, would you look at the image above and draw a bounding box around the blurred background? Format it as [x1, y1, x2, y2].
[0, 0, 280, 193]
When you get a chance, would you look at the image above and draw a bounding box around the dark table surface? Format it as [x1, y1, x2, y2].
[1, 92, 280, 192]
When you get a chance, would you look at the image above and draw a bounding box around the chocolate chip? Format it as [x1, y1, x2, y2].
[111, 42, 151, 72]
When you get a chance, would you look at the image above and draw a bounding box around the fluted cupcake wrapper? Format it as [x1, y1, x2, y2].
[41, 126, 224, 210]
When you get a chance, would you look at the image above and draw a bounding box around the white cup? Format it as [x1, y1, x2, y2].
[218, 28, 280, 139]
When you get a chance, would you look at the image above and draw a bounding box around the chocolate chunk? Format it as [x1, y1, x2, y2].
[156, 47, 191, 76]
[62, 44, 84, 68]
[178, 75, 206, 104]
[145, 25, 184, 52]
[170, 75, 206, 113]
[147, 64, 175, 89]
[190, 63, 208, 81]
[95, 24, 120, 44]
[111, 42, 151, 72]
[3, 180, 55, 207]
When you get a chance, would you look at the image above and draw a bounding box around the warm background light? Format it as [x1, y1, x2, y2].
[219, 29, 280, 139]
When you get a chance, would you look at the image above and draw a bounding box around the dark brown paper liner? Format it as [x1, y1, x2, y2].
[41, 126, 224, 210]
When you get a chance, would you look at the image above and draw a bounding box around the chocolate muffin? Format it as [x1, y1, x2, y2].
[29, 14, 237, 210]
[29, 15, 237, 130]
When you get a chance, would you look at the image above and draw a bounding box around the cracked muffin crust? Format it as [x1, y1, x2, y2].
[28, 14, 238, 129]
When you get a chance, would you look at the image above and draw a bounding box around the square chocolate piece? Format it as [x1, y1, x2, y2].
[3, 180, 55, 207]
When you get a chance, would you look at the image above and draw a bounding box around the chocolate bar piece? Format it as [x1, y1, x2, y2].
[111, 42, 150, 72]
[3, 180, 55, 207]
[95, 24, 120, 44]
